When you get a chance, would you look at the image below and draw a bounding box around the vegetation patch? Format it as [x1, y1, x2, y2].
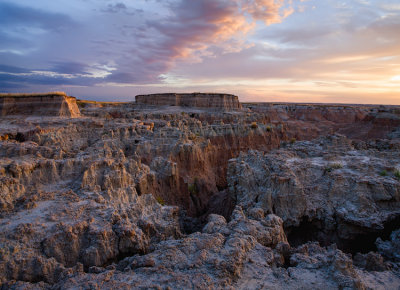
[76, 99, 129, 108]
[188, 178, 199, 195]
[156, 196, 165, 206]
[379, 170, 388, 177]
[331, 162, 343, 169]
[0, 92, 67, 98]
[324, 162, 343, 173]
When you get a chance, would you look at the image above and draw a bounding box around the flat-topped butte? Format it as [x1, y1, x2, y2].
[0, 92, 67, 98]
[0, 92, 80, 117]
[135, 93, 242, 110]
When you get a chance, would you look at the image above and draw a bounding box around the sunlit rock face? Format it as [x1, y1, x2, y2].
[1, 93, 400, 289]
[0, 93, 81, 117]
[135, 93, 242, 110]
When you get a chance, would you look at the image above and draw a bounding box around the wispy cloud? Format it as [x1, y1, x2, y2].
[0, 0, 295, 87]
[0, 2, 75, 33]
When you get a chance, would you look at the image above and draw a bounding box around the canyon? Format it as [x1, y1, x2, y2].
[0, 93, 399, 289]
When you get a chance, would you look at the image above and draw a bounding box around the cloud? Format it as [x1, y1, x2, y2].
[0, 64, 31, 74]
[10, 0, 397, 106]
[148, 1, 252, 60]
[0, 61, 114, 89]
[49, 61, 90, 75]
[103, 2, 127, 13]
[170, 0, 400, 82]
[104, 0, 294, 84]
[241, 0, 294, 24]
[0, 1, 77, 65]
[0, 2, 75, 33]
[0, 70, 100, 89]
[101, 2, 141, 15]
[0, 0, 296, 88]
[0, 0, 395, 105]
[152, 0, 296, 59]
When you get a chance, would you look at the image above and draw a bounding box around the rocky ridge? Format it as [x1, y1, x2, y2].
[0, 93, 399, 288]
[228, 134, 400, 252]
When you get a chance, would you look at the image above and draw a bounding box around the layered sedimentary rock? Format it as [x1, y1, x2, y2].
[228, 134, 400, 250]
[135, 93, 242, 110]
[1, 95, 400, 288]
[0, 93, 80, 117]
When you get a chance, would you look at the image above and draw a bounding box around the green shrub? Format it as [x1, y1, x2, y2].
[331, 163, 343, 169]
[156, 196, 165, 206]
[188, 178, 199, 195]
[379, 170, 388, 177]
[394, 170, 400, 179]
[290, 137, 296, 144]
[324, 162, 343, 173]
[76, 100, 87, 108]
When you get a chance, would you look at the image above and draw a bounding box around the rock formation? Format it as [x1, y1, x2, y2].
[0, 92, 80, 117]
[135, 93, 242, 110]
[0, 93, 400, 288]
[228, 134, 400, 251]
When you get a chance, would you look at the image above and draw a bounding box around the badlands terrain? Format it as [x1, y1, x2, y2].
[0, 92, 400, 289]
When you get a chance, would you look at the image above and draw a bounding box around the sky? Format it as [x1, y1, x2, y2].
[0, 0, 400, 104]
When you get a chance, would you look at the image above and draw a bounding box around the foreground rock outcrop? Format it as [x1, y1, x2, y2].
[0, 94, 400, 288]
[228, 134, 400, 252]
[0, 92, 80, 118]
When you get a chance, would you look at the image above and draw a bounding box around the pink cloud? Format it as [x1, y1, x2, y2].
[241, 0, 294, 24]
[146, 0, 294, 70]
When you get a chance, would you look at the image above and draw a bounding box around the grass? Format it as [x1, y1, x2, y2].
[76, 99, 129, 108]
[156, 196, 165, 206]
[188, 178, 199, 195]
[331, 162, 343, 169]
[324, 162, 343, 173]
[379, 170, 388, 177]
[0, 92, 67, 98]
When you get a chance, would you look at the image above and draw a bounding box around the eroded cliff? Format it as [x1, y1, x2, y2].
[135, 93, 242, 110]
[0, 92, 80, 118]
[1, 95, 400, 289]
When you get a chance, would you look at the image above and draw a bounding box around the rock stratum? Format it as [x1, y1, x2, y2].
[0, 93, 400, 289]
[135, 93, 242, 110]
[0, 93, 80, 118]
